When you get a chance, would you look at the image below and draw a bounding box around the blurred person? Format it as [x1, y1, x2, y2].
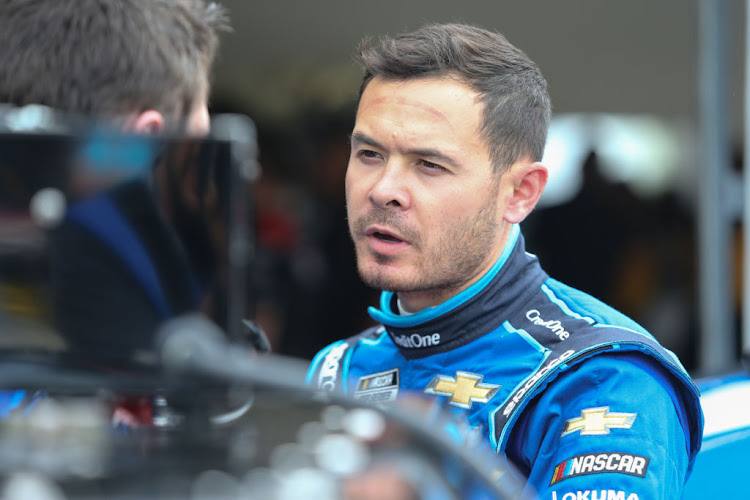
[0, 0, 230, 368]
[0, 0, 224, 136]
[307, 23, 703, 499]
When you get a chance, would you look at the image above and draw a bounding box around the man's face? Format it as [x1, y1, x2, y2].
[346, 76, 516, 311]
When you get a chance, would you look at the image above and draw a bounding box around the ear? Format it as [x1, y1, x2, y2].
[127, 110, 165, 135]
[502, 161, 548, 224]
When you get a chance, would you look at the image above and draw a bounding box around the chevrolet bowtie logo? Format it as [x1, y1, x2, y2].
[561, 406, 637, 437]
[424, 371, 500, 409]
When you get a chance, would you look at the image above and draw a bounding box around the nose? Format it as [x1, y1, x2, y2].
[368, 162, 410, 210]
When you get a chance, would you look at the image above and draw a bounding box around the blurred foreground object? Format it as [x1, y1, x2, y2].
[0, 313, 524, 499]
[0, 106, 257, 368]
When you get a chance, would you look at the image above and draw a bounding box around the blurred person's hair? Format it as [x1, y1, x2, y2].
[356, 23, 550, 173]
[0, 0, 229, 124]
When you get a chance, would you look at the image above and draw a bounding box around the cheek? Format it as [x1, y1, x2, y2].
[344, 171, 354, 203]
[438, 185, 496, 223]
[344, 175, 358, 220]
[344, 167, 365, 204]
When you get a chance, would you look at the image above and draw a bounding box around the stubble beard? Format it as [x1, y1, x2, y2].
[350, 185, 501, 299]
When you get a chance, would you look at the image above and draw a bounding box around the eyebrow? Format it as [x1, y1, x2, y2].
[350, 131, 459, 168]
[350, 132, 381, 149]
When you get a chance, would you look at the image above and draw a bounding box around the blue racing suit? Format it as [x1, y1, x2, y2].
[307, 224, 703, 499]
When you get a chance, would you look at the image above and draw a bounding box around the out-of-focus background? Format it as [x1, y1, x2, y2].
[206, 0, 746, 376]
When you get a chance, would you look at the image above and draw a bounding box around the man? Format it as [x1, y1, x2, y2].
[0, 0, 230, 367]
[307, 23, 703, 499]
[0, 0, 225, 136]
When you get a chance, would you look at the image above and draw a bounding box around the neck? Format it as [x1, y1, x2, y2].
[396, 223, 514, 313]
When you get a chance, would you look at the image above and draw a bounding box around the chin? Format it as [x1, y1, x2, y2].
[358, 264, 411, 293]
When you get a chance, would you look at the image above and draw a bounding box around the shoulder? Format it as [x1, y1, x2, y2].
[531, 280, 703, 444]
[305, 325, 389, 391]
[311, 325, 388, 356]
[320, 325, 390, 357]
[511, 351, 700, 469]
[539, 278, 650, 335]
[533, 352, 694, 418]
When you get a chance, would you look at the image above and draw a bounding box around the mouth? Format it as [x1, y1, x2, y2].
[366, 227, 405, 244]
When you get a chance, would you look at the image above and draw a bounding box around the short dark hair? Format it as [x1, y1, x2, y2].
[356, 23, 551, 173]
[0, 0, 229, 121]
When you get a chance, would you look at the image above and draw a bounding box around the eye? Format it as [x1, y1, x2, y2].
[356, 149, 383, 163]
[418, 159, 446, 173]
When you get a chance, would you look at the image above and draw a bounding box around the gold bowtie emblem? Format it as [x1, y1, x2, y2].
[424, 371, 500, 409]
[561, 406, 637, 437]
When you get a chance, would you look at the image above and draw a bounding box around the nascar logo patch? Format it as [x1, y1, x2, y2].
[550, 452, 649, 486]
[354, 368, 399, 404]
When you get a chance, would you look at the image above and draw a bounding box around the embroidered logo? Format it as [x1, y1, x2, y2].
[392, 332, 441, 349]
[354, 369, 399, 404]
[561, 407, 637, 437]
[317, 342, 348, 392]
[526, 309, 570, 341]
[550, 452, 649, 485]
[424, 371, 500, 410]
[502, 349, 575, 417]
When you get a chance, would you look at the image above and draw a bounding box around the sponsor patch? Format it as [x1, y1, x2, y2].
[353, 368, 399, 404]
[550, 452, 649, 486]
[424, 371, 500, 410]
[392, 332, 441, 349]
[552, 491, 640, 500]
[317, 342, 348, 392]
[562, 407, 637, 437]
[526, 309, 570, 341]
[503, 349, 575, 417]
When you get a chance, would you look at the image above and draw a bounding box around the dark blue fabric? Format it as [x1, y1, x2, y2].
[67, 193, 171, 319]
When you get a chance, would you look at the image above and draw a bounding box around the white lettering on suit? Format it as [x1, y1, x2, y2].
[551, 492, 638, 500]
[318, 342, 348, 392]
[526, 309, 570, 340]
